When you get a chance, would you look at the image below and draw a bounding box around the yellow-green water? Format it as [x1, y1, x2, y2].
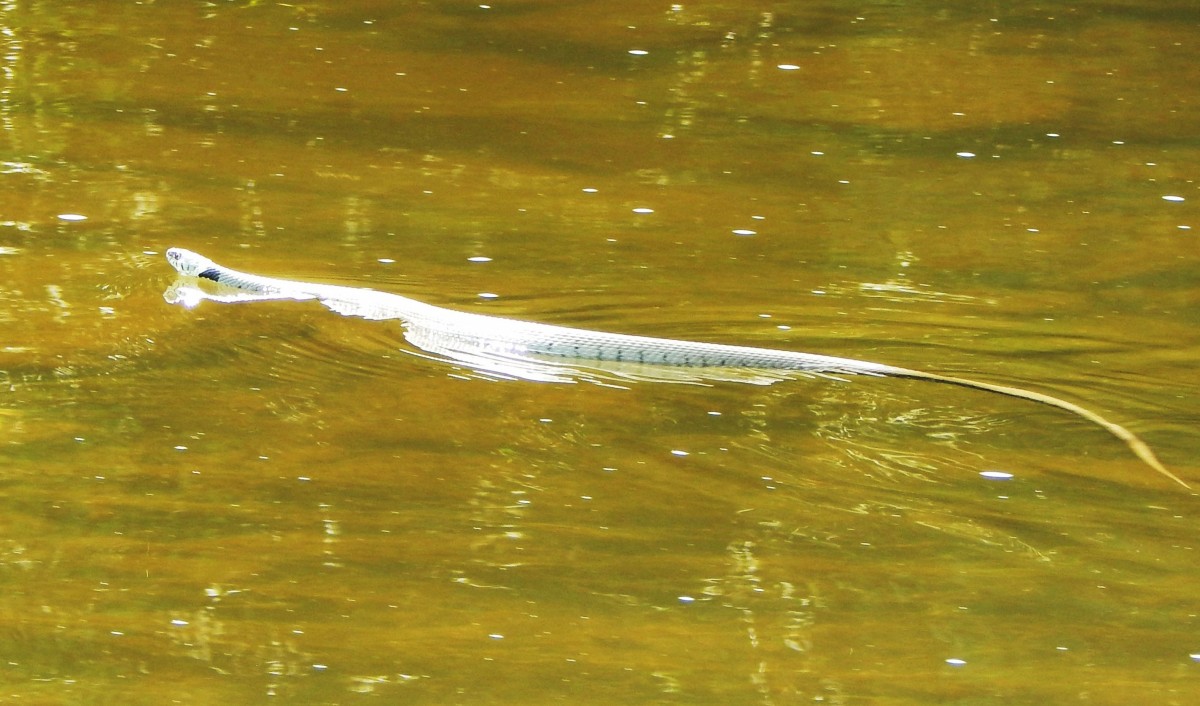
[2, 1, 1198, 703]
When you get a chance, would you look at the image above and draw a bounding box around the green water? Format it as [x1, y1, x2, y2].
[2, 1, 1198, 703]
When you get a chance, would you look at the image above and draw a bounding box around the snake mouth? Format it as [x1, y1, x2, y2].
[165, 248, 186, 272]
[166, 247, 215, 277]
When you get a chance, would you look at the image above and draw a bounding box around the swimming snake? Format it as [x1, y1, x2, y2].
[165, 247, 1188, 489]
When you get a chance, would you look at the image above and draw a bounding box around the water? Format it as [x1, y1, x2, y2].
[2, 1, 1198, 703]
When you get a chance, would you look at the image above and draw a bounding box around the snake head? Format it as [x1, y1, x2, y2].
[166, 248, 216, 277]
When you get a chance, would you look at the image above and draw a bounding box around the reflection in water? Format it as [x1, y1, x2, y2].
[852, 251, 990, 305]
[466, 474, 535, 571]
[238, 180, 269, 241]
[811, 384, 1008, 483]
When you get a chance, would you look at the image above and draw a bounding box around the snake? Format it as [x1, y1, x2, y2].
[165, 247, 1188, 489]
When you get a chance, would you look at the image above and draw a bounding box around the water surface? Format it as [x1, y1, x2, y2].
[2, 1, 1198, 703]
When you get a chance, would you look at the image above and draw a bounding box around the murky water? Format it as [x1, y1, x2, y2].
[2, 1, 1198, 703]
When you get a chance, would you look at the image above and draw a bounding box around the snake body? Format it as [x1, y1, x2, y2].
[165, 247, 1187, 489]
